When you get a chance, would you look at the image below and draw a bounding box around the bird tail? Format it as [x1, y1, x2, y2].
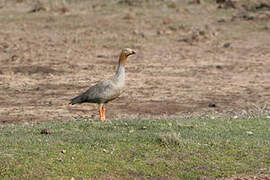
[70, 94, 85, 105]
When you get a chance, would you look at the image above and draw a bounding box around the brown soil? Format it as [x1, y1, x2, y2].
[0, 0, 270, 124]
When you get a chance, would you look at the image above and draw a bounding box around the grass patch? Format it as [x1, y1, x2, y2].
[0, 116, 269, 179]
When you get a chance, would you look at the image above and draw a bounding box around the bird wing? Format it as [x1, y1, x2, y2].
[70, 77, 122, 104]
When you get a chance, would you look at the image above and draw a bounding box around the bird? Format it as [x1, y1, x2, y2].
[70, 48, 136, 121]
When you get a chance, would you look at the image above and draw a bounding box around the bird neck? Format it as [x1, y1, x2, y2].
[118, 53, 127, 67]
[115, 53, 127, 78]
[115, 64, 125, 78]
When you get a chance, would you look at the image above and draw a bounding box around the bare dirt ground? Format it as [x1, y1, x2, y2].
[0, 0, 270, 124]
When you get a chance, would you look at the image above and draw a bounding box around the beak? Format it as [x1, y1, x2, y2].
[131, 50, 136, 55]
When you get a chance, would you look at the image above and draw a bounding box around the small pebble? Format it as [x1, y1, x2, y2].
[97, 54, 106, 58]
[40, 128, 53, 135]
[208, 103, 216, 108]
[217, 18, 226, 23]
[223, 42, 231, 48]
[216, 65, 223, 69]
[141, 126, 147, 130]
[129, 129, 134, 133]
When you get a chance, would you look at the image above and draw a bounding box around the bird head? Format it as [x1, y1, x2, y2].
[118, 48, 136, 66]
[121, 48, 136, 57]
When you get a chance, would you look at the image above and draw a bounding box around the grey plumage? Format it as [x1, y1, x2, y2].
[70, 75, 124, 105]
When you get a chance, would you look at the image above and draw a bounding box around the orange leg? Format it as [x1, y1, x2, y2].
[99, 104, 105, 121]
[98, 106, 103, 121]
[102, 107, 106, 121]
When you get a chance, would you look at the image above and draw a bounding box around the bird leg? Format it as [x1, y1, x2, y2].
[99, 106, 103, 121]
[99, 104, 105, 121]
[102, 106, 106, 120]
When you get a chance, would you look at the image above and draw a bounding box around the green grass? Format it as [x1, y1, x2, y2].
[0, 116, 269, 179]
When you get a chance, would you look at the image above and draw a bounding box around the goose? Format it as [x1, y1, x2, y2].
[70, 48, 136, 120]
